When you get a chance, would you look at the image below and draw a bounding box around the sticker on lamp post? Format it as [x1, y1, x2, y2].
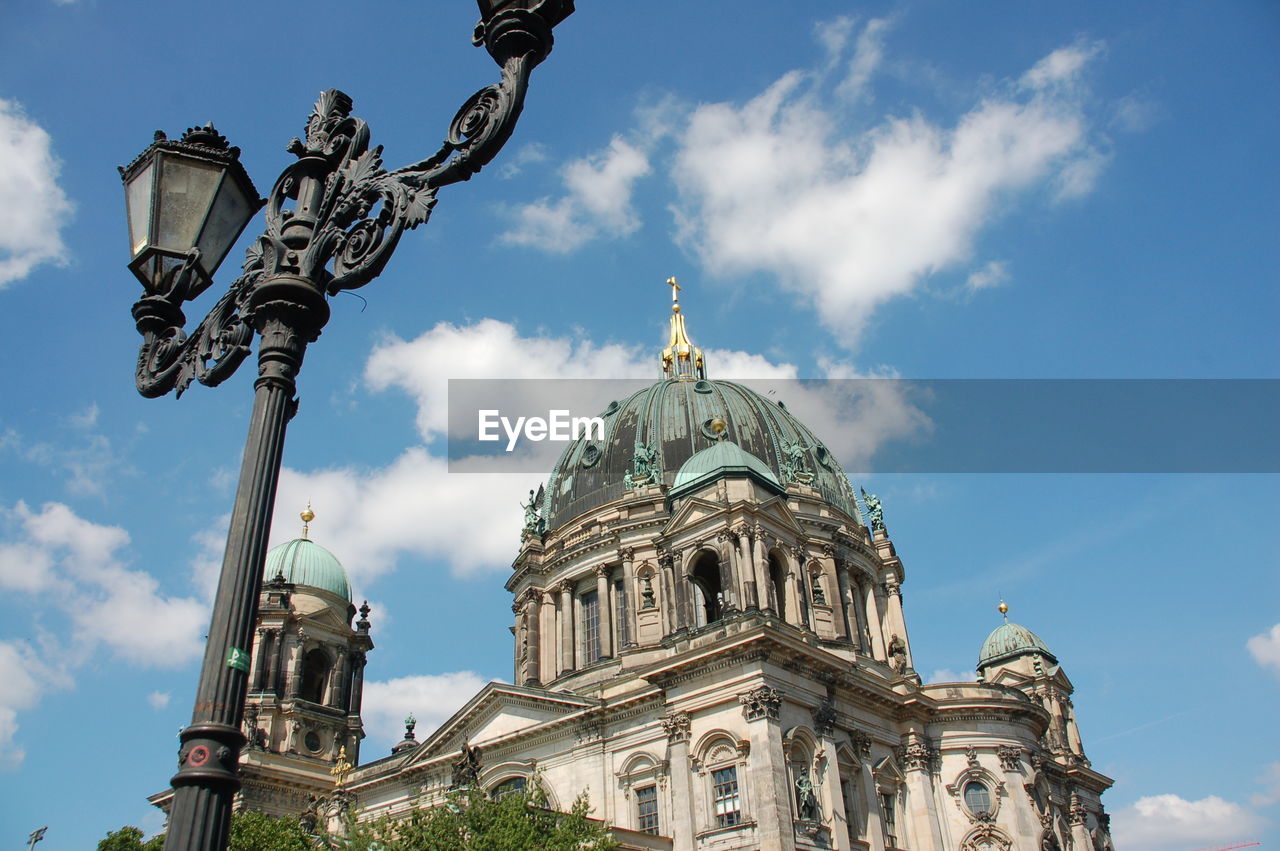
[225, 646, 250, 672]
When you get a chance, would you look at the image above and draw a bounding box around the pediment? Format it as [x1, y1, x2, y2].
[664, 496, 726, 534]
[751, 495, 805, 537]
[400, 683, 598, 769]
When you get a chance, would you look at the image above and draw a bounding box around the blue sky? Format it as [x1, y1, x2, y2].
[1, 1, 1277, 848]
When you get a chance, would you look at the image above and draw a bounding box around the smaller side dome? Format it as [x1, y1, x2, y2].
[263, 538, 351, 601]
[978, 621, 1057, 668]
[670, 440, 784, 499]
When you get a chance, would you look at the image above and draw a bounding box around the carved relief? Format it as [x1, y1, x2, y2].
[739, 685, 782, 721]
[660, 710, 691, 744]
[898, 741, 939, 773]
[813, 701, 838, 738]
[997, 745, 1023, 772]
[851, 729, 873, 759]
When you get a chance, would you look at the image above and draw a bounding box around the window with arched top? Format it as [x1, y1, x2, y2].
[300, 648, 331, 704]
[689, 552, 722, 627]
[768, 552, 787, 619]
[490, 776, 527, 799]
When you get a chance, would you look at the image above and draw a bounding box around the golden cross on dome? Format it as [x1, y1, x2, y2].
[667, 276, 681, 308]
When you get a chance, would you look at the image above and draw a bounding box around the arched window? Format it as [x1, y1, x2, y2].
[768, 553, 787, 620]
[490, 776, 527, 799]
[300, 648, 330, 704]
[689, 552, 722, 627]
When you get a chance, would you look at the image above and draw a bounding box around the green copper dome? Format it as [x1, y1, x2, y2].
[671, 440, 783, 498]
[978, 621, 1057, 668]
[263, 538, 351, 601]
[540, 379, 862, 532]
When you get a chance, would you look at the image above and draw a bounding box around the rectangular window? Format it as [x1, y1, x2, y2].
[880, 791, 897, 847]
[581, 590, 600, 664]
[712, 766, 742, 828]
[636, 784, 659, 834]
[614, 578, 629, 647]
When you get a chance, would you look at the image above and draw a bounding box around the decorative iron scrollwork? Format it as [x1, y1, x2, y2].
[130, 4, 561, 398]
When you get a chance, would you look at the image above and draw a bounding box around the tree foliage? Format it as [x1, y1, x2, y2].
[101, 783, 617, 850]
[97, 826, 163, 851]
[100, 810, 309, 851]
[344, 783, 619, 851]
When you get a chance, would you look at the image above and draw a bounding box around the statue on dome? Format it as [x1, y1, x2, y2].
[781, 439, 814, 485]
[624, 442, 662, 489]
[520, 484, 544, 536]
[861, 487, 885, 531]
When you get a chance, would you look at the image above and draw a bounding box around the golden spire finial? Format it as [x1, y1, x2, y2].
[661, 276, 706, 380]
[301, 503, 315, 540]
[998, 599, 1009, 621]
[331, 745, 352, 788]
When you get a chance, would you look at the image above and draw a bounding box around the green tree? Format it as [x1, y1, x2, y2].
[100, 811, 309, 851]
[229, 809, 312, 851]
[345, 783, 619, 851]
[97, 826, 164, 851]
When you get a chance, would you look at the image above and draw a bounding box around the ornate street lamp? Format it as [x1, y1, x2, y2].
[119, 3, 573, 848]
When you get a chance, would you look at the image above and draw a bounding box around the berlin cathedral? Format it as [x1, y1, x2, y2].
[153, 291, 1116, 851]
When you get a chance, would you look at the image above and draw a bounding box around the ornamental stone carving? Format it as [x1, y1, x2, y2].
[618, 546, 635, 562]
[997, 745, 1023, 771]
[851, 729, 872, 758]
[660, 710, 691, 744]
[898, 741, 939, 772]
[965, 746, 980, 766]
[813, 701, 838, 738]
[739, 685, 783, 721]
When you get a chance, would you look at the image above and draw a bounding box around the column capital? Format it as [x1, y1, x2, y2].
[557, 579, 574, 594]
[593, 564, 610, 579]
[617, 546, 635, 562]
[660, 710, 691, 743]
[738, 685, 782, 721]
[813, 700, 838, 738]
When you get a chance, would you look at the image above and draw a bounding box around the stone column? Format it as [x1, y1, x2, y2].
[739, 685, 793, 850]
[752, 527, 772, 614]
[659, 550, 678, 634]
[863, 581, 886, 660]
[1069, 791, 1093, 850]
[558, 580, 575, 674]
[882, 573, 913, 670]
[287, 629, 307, 698]
[252, 628, 270, 691]
[326, 647, 348, 707]
[346, 651, 366, 715]
[828, 551, 853, 642]
[814, 703, 850, 851]
[735, 528, 758, 609]
[524, 591, 541, 685]
[784, 554, 803, 629]
[898, 739, 944, 849]
[620, 547, 638, 647]
[269, 625, 287, 694]
[852, 731, 885, 849]
[662, 711, 695, 851]
[594, 566, 612, 659]
[716, 532, 738, 612]
[540, 590, 557, 680]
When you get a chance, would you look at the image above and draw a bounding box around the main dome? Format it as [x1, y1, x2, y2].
[263, 538, 351, 601]
[540, 378, 862, 532]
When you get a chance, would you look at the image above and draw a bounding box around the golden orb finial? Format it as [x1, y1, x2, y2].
[709, 417, 728, 439]
[998, 599, 1009, 621]
[301, 503, 315, 539]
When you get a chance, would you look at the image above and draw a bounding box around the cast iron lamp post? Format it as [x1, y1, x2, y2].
[119, 3, 573, 848]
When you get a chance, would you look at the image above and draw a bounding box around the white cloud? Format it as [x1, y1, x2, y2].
[361, 671, 490, 753]
[966, 260, 1009, 292]
[838, 17, 892, 101]
[1247, 623, 1280, 677]
[1252, 762, 1280, 808]
[671, 39, 1104, 345]
[1021, 41, 1104, 91]
[0, 99, 73, 288]
[925, 668, 977, 684]
[502, 136, 651, 252]
[1110, 793, 1268, 850]
[497, 142, 549, 180]
[0, 639, 73, 770]
[147, 691, 171, 711]
[1, 502, 206, 666]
